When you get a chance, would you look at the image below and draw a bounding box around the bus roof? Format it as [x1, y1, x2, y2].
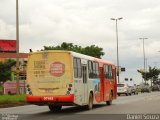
[29, 50, 115, 66]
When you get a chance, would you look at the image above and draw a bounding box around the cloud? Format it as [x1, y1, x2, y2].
[0, 0, 160, 84]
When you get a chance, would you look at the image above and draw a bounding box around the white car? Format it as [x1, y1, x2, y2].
[117, 83, 132, 96]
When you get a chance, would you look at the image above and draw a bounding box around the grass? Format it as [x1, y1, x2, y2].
[0, 94, 26, 104]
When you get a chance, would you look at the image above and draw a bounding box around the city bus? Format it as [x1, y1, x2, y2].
[26, 50, 117, 111]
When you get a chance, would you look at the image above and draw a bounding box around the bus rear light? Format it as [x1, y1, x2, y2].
[69, 84, 72, 87]
[66, 91, 70, 95]
[66, 89, 71, 95]
[26, 84, 30, 88]
[27, 88, 31, 91]
[68, 88, 71, 91]
[26, 84, 33, 95]
[29, 91, 32, 95]
[66, 84, 73, 95]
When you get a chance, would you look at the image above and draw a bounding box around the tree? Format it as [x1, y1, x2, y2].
[83, 45, 104, 58]
[43, 42, 105, 58]
[137, 66, 160, 86]
[148, 66, 160, 86]
[0, 59, 16, 83]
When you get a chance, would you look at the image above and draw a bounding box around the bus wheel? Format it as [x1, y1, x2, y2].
[88, 93, 93, 110]
[106, 92, 113, 105]
[48, 105, 62, 112]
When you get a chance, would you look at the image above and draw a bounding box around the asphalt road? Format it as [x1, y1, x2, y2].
[0, 92, 160, 120]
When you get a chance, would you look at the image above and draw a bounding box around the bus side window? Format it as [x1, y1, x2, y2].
[73, 57, 82, 78]
[104, 64, 109, 79]
[93, 62, 96, 78]
[88, 61, 99, 79]
[77, 58, 82, 78]
[88, 61, 93, 78]
[95, 62, 99, 78]
[109, 65, 113, 79]
[104, 65, 113, 79]
[73, 58, 78, 78]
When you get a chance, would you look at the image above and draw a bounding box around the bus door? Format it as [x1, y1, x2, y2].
[102, 65, 110, 101]
[82, 65, 88, 104]
[99, 67, 105, 101]
[105, 65, 112, 101]
[105, 78, 111, 101]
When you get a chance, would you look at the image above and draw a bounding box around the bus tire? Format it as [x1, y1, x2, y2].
[88, 93, 93, 110]
[106, 92, 113, 105]
[126, 93, 128, 96]
[48, 105, 62, 112]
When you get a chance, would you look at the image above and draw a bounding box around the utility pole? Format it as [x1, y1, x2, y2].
[111, 17, 123, 83]
[16, 0, 20, 94]
[139, 38, 148, 84]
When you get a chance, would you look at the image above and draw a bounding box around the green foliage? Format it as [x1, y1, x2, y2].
[0, 59, 16, 83]
[82, 45, 104, 58]
[0, 85, 3, 95]
[0, 86, 3, 90]
[137, 66, 160, 85]
[0, 94, 26, 104]
[43, 42, 105, 58]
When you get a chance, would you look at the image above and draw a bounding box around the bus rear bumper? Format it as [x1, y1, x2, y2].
[26, 94, 74, 105]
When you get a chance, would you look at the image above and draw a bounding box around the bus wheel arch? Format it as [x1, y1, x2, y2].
[106, 90, 113, 105]
[87, 91, 94, 110]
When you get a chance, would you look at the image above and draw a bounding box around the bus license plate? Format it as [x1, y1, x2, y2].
[43, 97, 54, 101]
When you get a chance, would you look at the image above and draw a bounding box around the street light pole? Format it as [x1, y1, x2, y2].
[139, 38, 148, 83]
[16, 0, 20, 94]
[111, 17, 123, 83]
[146, 58, 148, 72]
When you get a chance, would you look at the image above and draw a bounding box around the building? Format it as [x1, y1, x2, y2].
[0, 40, 16, 52]
[0, 39, 28, 80]
[0, 39, 28, 94]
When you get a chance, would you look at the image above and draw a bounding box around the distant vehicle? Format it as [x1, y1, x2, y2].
[117, 83, 132, 96]
[151, 85, 160, 91]
[136, 85, 142, 92]
[130, 86, 138, 95]
[141, 85, 151, 93]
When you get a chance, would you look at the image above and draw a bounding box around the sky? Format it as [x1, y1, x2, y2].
[0, 0, 160, 85]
